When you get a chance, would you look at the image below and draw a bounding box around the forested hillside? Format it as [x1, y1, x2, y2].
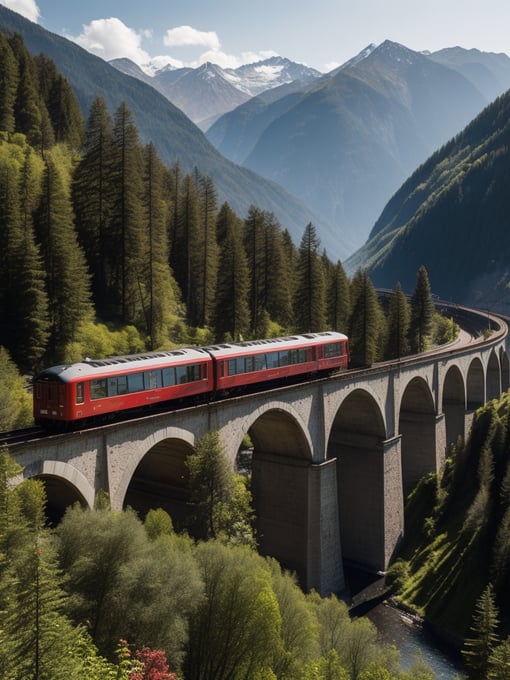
[0, 4, 332, 257]
[346, 87, 510, 314]
[389, 390, 510, 677]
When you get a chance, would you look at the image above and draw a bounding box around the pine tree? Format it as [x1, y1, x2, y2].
[9, 33, 49, 151]
[213, 214, 250, 341]
[73, 97, 113, 316]
[36, 154, 93, 358]
[189, 173, 218, 328]
[327, 260, 351, 332]
[109, 102, 145, 325]
[385, 282, 410, 359]
[0, 32, 19, 134]
[294, 222, 326, 333]
[408, 265, 435, 354]
[244, 205, 268, 336]
[173, 172, 200, 316]
[141, 142, 178, 348]
[463, 583, 500, 679]
[349, 269, 383, 367]
[36, 54, 84, 148]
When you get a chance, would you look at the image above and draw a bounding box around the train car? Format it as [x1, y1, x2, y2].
[204, 331, 349, 393]
[33, 347, 214, 428]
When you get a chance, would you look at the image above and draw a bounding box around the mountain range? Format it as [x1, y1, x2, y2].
[110, 56, 321, 130]
[207, 41, 510, 256]
[2, 2, 510, 287]
[0, 5, 334, 255]
[345, 86, 510, 314]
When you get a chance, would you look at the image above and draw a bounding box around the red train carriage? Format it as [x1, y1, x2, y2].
[204, 331, 349, 393]
[33, 332, 349, 429]
[33, 347, 214, 428]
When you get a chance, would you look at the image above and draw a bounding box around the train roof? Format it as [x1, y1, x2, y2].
[202, 331, 348, 358]
[34, 346, 211, 382]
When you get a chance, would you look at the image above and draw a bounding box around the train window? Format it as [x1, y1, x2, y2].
[162, 367, 176, 386]
[176, 365, 188, 384]
[255, 354, 266, 371]
[187, 364, 201, 382]
[227, 359, 237, 376]
[144, 370, 162, 390]
[324, 342, 341, 358]
[117, 375, 128, 394]
[279, 350, 289, 366]
[76, 382, 84, 404]
[128, 372, 144, 393]
[91, 379, 107, 400]
[266, 352, 279, 369]
[245, 355, 255, 373]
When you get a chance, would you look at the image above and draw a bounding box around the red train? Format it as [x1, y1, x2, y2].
[33, 331, 349, 429]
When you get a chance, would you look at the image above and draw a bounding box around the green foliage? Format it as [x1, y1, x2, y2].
[408, 265, 434, 354]
[431, 312, 459, 345]
[187, 430, 255, 546]
[463, 583, 500, 678]
[294, 222, 327, 333]
[62, 320, 145, 363]
[349, 269, 384, 367]
[0, 347, 32, 430]
[56, 504, 203, 667]
[388, 392, 510, 648]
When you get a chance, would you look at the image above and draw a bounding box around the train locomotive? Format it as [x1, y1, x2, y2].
[33, 331, 349, 430]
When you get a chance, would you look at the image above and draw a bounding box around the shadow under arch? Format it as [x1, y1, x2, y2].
[500, 348, 510, 393]
[249, 407, 312, 586]
[442, 364, 466, 451]
[36, 475, 88, 526]
[123, 437, 195, 530]
[399, 376, 436, 498]
[467, 357, 484, 411]
[487, 349, 501, 401]
[326, 389, 387, 571]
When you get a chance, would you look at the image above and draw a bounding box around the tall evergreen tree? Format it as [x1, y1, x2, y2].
[109, 102, 145, 324]
[408, 265, 435, 354]
[173, 172, 200, 314]
[294, 222, 326, 333]
[9, 33, 50, 152]
[36, 154, 93, 358]
[35, 54, 84, 148]
[0, 32, 19, 134]
[463, 583, 500, 679]
[348, 269, 383, 367]
[141, 142, 178, 348]
[327, 260, 351, 332]
[385, 282, 411, 360]
[213, 213, 250, 341]
[263, 214, 293, 330]
[188, 173, 218, 328]
[244, 205, 268, 336]
[73, 97, 113, 316]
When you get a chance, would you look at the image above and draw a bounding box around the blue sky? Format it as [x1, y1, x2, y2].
[1, 0, 510, 73]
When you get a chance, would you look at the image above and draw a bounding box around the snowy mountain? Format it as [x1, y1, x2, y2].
[110, 56, 321, 130]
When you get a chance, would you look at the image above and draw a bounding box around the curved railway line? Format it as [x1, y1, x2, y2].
[1, 301, 507, 450]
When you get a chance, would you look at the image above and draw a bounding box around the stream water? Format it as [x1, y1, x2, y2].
[345, 568, 464, 678]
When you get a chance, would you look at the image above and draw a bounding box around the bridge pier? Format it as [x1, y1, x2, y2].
[252, 453, 344, 596]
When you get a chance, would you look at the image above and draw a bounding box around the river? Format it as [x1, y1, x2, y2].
[345, 568, 464, 679]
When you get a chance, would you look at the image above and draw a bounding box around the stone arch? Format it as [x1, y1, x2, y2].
[399, 376, 436, 497]
[467, 357, 484, 410]
[248, 405, 313, 586]
[442, 365, 466, 450]
[24, 460, 92, 524]
[326, 389, 387, 570]
[486, 350, 501, 401]
[500, 348, 510, 393]
[118, 427, 196, 529]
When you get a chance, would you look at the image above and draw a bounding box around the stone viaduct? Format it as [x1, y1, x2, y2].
[8, 307, 510, 597]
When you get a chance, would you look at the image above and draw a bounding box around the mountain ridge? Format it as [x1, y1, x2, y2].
[0, 5, 339, 256]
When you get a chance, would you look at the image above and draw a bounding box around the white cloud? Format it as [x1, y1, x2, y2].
[0, 0, 40, 22]
[163, 25, 220, 50]
[66, 17, 151, 64]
